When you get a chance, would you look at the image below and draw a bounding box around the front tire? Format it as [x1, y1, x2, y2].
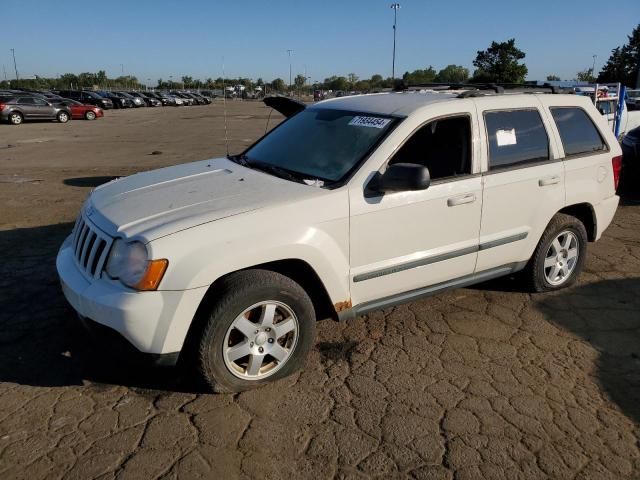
[196, 270, 316, 393]
[85, 111, 96, 120]
[524, 213, 588, 292]
[57, 111, 70, 123]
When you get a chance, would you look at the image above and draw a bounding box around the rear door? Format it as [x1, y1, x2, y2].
[475, 95, 565, 273]
[542, 96, 615, 225]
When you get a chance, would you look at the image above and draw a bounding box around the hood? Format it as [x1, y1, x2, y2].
[86, 157, 323, 241]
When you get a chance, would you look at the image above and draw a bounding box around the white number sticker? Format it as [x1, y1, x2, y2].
[496, 128, 517, 146]
[348, 116, 391, 129]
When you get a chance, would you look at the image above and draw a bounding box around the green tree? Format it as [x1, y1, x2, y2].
[546, 74, 561, 81]
[472, 38, 528, 83]
[402, 66, 437, 85]
[294, 74, 306, 89]
[347, 73, 359, 86]
[370, 74, 384, 88]
[270, 78, 286, 92]
[576, 68, 596, 82]
[598, 23, 640, 86]
[435, 64, 469, 83]
[324, 75, 349, 91]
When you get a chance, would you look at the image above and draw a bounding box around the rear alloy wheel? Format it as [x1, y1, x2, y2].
[524, 213, 587, 292]
[85, 111, 96, 120]
[57, 111, 70, 123]
[9, 112, 23, 125]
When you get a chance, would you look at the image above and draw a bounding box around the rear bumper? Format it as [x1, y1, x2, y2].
[56, 234, 207, 355]
[594, 195, 619, 241]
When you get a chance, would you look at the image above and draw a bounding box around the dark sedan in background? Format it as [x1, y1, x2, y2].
[622, 126, 640, 180]
[57, 90, 113, 110]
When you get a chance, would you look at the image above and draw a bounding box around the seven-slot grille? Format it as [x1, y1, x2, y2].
[71, 214, 113, 279]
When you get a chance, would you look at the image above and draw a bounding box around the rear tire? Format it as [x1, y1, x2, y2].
[85, 111, 96, 120]
[524, 213, 588, 292]
[9, 111, 23, 125]
[57, 111, 70, 123]
[195, 270, 316, 393]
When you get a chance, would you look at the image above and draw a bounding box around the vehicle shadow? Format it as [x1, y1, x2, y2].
[0, 222, 201, 393]
[534, 277, 640, 424]
[63, 176, 119, 188]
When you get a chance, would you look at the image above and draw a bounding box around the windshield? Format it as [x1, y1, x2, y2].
[628, 91, 640, 99]
[244, 109, 396, 183]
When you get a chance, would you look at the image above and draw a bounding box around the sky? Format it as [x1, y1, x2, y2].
[2, 0, 639, 85]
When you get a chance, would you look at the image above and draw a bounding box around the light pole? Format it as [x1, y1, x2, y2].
[390, 4, 400, 81]
[10, 48, 19, 80]
[287, 49, 293, 94]
[591, 54, 597, 80]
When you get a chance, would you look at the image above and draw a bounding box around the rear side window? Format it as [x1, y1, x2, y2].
[550, 107, 606, 157]
[485, 109, 549, 170]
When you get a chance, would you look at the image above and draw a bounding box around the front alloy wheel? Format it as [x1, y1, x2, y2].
[223, 301, 299, 380]
[195, 269, 316, 393]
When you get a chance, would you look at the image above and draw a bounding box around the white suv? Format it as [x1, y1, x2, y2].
[57, 88, 622, 392]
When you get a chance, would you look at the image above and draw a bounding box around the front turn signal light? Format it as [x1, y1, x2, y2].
[134, 259, 169, 291]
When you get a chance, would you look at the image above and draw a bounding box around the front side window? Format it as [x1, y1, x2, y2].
[388, 115, 471, 180]
[550, 107, 606, 157]
[485, 109, 549, 170]
[244, 109, 397, 183]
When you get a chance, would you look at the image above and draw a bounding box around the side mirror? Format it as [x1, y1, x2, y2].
[370, 163, 431, 192]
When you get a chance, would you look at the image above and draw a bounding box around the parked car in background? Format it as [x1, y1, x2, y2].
[52, 99, 104, 120]
[116, 91, 145, 108]
[57, 90, 113, 110]
[128, 91, 162, 107]
[41, 92, 65, 102]
[627, 89, 640, 111]
[169, 92, 193, 105]
[190, 92, 211, 104]
[1, 95, 72, 125]
[621, 125, 640, 179]
[149, 92, 177, 106]
[97, 91, 133, 109]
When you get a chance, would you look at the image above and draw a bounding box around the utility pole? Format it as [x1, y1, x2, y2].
[591, 54, 597, 80]
[2, 65, 6, 81]
[287, 49, 293, 94]
[10, 48, 19, 80]
[390, 4, 400, 80]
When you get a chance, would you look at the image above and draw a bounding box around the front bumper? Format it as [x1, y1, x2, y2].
[56, 234, 207, 355]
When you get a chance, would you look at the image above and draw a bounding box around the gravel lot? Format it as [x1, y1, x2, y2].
[1, 101, 639, 479]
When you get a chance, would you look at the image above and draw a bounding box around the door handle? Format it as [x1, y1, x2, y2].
[447, 193, 476, 207]
[538, 176, 560, 187]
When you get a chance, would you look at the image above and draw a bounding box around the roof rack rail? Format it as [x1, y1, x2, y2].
[393, 82, 574, 97]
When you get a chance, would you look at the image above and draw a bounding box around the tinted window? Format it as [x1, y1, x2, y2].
[389, 116, 471, 180]
[245, 109, 396, 182]
[485, 109, 549, 170]
[18, 97, 35, 105]
[32, 98, 48, 105]
[550, 107, 606, 157]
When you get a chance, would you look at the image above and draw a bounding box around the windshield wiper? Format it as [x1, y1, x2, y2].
[227, 153, 250, 166]
[248, 160, 307, 184]
[228, 154, 324, 186]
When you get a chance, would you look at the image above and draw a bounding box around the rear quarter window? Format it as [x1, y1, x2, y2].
[550, 107, 606, 157]
[484, 109, 549, 170]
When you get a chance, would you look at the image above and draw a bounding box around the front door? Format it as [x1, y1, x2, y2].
[349, 110, 482, 306]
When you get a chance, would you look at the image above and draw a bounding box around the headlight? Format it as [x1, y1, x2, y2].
[105, 239, 168, 290]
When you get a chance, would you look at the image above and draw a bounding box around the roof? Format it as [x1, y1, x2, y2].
[310, 91, 459, 116]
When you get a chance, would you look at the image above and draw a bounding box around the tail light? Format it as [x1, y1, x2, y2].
[0, 103, 6, 110]
[612, 155, 622, 190]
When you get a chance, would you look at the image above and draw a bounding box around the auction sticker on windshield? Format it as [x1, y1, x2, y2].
[349, 116, 391, 128]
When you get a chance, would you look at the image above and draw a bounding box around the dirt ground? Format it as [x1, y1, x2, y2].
[1, 101, 639, 479]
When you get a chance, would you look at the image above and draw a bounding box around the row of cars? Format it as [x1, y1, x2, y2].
[0, 88, 215, 125]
